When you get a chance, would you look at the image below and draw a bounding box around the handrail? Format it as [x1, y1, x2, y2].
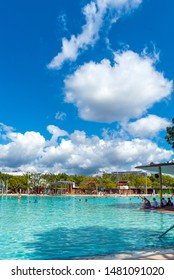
[159, 225, 174, 238]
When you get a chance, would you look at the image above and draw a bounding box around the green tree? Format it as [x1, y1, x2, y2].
[146, 177, 152, 188]
[70, 174, 86, 186]
[133, 176, 146, 187]
[163, 175, 174, 188]
[165, 118, 174, 148]
[80, 177, 99, 192]
[99, 178, 116, 189]
[8, 175, 28, 192]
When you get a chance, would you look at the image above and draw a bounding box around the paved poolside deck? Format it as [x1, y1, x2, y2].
[88, 249, 174, 260]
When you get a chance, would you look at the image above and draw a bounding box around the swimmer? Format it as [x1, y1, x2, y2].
[142, 197, 151, 209]
[151, 198, 158, 208]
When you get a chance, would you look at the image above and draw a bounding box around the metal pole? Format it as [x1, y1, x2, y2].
[159, 166, 163, 204]
[145, 172, 147, 194]
[159, 225, 174, 238]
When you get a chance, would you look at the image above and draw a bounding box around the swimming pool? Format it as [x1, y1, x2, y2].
[0, 195, 174, 259]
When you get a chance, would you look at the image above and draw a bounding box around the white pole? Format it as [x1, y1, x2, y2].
[6, 177, 8, 195]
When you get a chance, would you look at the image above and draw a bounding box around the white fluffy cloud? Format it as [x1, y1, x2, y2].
[0, 122, 14, 140]
[48, 0, 142, 69]
[0, 124, 173, 175]
[125, 115, 171, 138]
[0, 131, 45, 167]
[47, 125, 69, 145]
[64, 50, 173, 123]
[40, 132, 173, 174]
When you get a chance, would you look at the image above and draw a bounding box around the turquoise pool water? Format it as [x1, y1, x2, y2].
[0, 195, 174, 259]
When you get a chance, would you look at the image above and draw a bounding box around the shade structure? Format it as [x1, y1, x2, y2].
[135, 162, 174, 176]
[135, 162, 174, 202]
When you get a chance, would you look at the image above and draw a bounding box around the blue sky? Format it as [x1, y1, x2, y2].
[0, 0, 174, 175]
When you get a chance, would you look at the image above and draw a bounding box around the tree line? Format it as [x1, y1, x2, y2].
[1, 172, 174, 193]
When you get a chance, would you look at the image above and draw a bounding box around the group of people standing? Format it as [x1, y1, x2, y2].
[142, 197, 173, 209]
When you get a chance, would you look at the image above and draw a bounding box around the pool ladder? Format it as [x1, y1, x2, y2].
[159, 225, 174, 238]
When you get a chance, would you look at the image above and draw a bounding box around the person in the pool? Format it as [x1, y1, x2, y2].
[166, 197, 173, 206]
[151, 198, 158, 208]
[142, 197, 151, 209]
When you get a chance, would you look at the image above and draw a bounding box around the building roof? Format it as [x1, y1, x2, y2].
[51, 181, 75, 185]
[111, 171, 146, 175]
